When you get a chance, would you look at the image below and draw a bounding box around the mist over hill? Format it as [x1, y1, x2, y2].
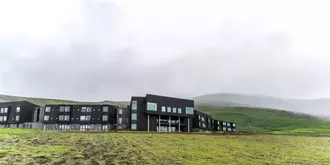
[194, 93, 330, 117]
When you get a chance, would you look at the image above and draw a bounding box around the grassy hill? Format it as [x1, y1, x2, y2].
[0, 94, 129, 107]
[197, 104, 330, 133]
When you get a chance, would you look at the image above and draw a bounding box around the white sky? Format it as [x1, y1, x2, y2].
[0, 0, 330, 100]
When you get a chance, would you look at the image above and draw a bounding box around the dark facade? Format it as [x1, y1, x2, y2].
[116, 107, 130, 130]
[130, 94, 194, 132]
[0, 101, 38, 127]
[42, 104, 117, 131]
[193, 110, 214, 132]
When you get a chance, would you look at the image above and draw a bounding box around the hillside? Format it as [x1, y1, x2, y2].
[194, 93, 330, 116]
[0, 94, 129, 107]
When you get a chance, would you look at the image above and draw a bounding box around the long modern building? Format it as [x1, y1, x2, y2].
[0, 94, 236, 132]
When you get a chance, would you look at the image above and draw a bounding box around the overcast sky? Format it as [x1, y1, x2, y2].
[0, 0, 330, 101]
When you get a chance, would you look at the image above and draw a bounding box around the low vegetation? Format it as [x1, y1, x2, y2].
[1, 129, 330, 165]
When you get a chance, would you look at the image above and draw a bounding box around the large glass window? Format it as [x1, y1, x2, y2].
[64, 115, 70, 121]
[178, 108, 182, 113]
[45, 107, 51, 112]
[118, 117, 122, 124]
[102, 115, 108, 121]
[15, 115, 19, 121]
[185, 107, 194, 114]
[65, 106, 70, 112]
[0, 116, 3, 121]
[131, 100, 137, 110]
[59, 115, 64, 121]
[81, 107, 87, 112]
[80, 116, 86, 121]
[131, 113, 137, 120]
[3, 116, 7, 121]
[16, 107, 20, 113]
[118, 109, 122, 114]
[87, 107, 92, 112]
[161, 106, 166, 112]
[167, 107, 171, 113]
[59, 106, 65, 112]
[103, 106, 108, 112]
[173, 107, 177, 113]
[131, 124, 137, 130]
[4, 108, 7, 113]
[147, 102, 157, 111]
[0, 108, 3, 113]
[44, 115, 49, 121]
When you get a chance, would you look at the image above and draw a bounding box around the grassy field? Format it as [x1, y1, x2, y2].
[1, 129, 330, 165]
[197, 105, 330, 133]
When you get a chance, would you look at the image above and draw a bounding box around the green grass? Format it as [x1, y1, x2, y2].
[197, 105, 330, 133]
[0, 129, 330, 165]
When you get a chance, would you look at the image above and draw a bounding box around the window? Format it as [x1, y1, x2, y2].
[131, 113, 137, 120]
[218, 126, 220, 130]
[131, 100, 137, 110]
[86, 115, 91, 121]
[198, 115, 200, 119]
[44, 115, 49, 121]
[185, 107, 194, 114]
[59, 115, 70, 121]
[173, 107, 177, 113]
[102, 115, 108, 121]
[203, 123, 206, 128]
[233, 123, 236, 127]
[80, 116, 86, 121]
[45, 107, 51, 112]
[59, 106, 65, 112]
[118, 117, 122, 124]
[0, 116, 3, 121]
[131, 124, 137, 130]
[103, 106, 108, 112]
[218, 121, 220, 125]
[87, 107, 92, 112]
[81, 107, 87, 112]
[202, 117, 205, 122]
[118, 109, 122, 114]
[227, 123, 230, 126]
[167, 107, 171, 113]
[3, 116, 7, 121]
[161, 106, 166, 112]
[16, 107, 20, 113]
[65, 106, 70, 112]
[0, 108, 3, 113]
[223, 127, 226, 131]
[59, 115, 64, 121]
[178, 108, 182, 113]
[15, 115, 19, 121]
[147, 102, 157, 111]
[223, 122, 226, 125]
[4, 108, 7, 113]
[228, 128, 232, 131]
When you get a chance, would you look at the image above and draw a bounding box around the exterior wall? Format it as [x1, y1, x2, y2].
[193, 110, 213, 131]
[116, 108, 130, 130]
[0, 101, 38, 125]
[130, 94, 194, 132]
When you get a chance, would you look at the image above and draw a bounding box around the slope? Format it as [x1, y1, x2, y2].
[197, 104, 330, 132]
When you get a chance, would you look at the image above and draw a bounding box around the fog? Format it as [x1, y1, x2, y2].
[1, 0, 330, 101]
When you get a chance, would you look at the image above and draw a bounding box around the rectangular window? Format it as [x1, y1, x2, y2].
[161, 106, 166, 112]
[147, 102, 157, 111]
[218, 121, 220, 125]
[0, 108, 3, 113]
[178, 108, 182, 113]
[81, 107, 87, 112]
[223, 127, 226, 131]
[45, 107, 51, 112]
[131, 113, 137, 120]
[16, 107, 20, 113]
[0, 116, 3, 121]
[4, 108, 7, 113]
[185, 107, 194, 114]
[218, 126, 220, 130]
[102, 115, 108, 121]
[223, 122, 226, 125]
[80, 116, 86, 121]
[202, 123, 206, 128]
[64, 115, 70, 121]
[44, 115, 49, 121]
[87, 107, 92, 112]
[59, 106, 65, 112]
[86, 115, 91, 121]
[3, 116, 7, 121]
[202, 117, 205, 122]
[65, 106, 70, 112]
[118, 117, 122, 124]
[59, 115, 64, 121]
[233, 123, 236, 127]
[103, 106, 108, 112]
[15, 115, 19, 121]
[131, 124, 137, 130]
[131, 100, 137, 110]
[118, 109, 122, 114]
[167, 107, 171, 113]
[173, 107, 177, 113]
